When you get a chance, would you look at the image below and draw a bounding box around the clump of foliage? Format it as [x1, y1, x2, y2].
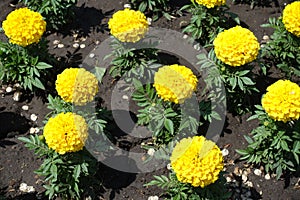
[19, 0, 78, 30]
[129, 0, 172, 21]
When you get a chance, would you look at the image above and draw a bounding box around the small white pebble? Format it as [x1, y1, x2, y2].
[193, 44, 200, 51]
[89, 53, 95, 58]
[245, 181, 253, 188]
[167, 163, 172, 170]
[183, 34, 188, 39]
[242, 174, 248, 183]
[95, 40, 100, 45]
[147, 148, 155, 156]
[57, 43, 64, 48]
[34, 127, 40, 133]
[260, 44, 265, 48]
[226, 176, 232, 183]
[262, 35, 269, 41]
[259, 191, 263, 195]
[14, 83, 21, 88]
[13, 91, 21, 101]
[265, 173, 271, 180]
[22, 105, 29, 111]
[253, 168, 262, 176]
[80, 44, 86, 49]
[5, 86, 13, 93]
[147, 17, 152, 25]
[124, 3, 131, 9]
[122, 95, 129, 100]
[53, 40, 60, 45]
[26, 186, 35, 193]
[29, 127, 36, 134]
[79, 64, 83, 68]
[19, 183, 28, 192]
[73, 43, 79, 48]
[221, 148, 229, 156]
[85, 196, 92, 200]
[148, 196, 159, 200]
[30, 114, 38, 122]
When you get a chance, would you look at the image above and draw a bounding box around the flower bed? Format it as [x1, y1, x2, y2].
[0, 0, 300, 199]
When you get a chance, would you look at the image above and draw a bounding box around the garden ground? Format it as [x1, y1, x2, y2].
[0, 0, 300, 199]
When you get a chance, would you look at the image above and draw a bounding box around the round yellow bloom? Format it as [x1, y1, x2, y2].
[56, 68, 99, 106]
[262, 80, 300, 123]
[213, 26, 260, 67]
[2, 7, 46, 47]
[170, 136, 224, 188]
[194, 0, 226, 8]
[108, 8, 148, 43]
[43, 112, 88, 154]
[153, 64, 198, 104]
[282, 1, 300, 37]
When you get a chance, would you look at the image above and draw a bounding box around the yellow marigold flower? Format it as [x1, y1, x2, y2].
[153, 64, 198, 104]
[170, 136, 224, 188]
[194, 0, 226, 8]
[282, 1, 300, 37]
[2, 7, 46, 47]
[213, 26, 260, 67]
[43, 112, 88, 154]
[56, 68, 99, 106]
[262, 80, 300, 123]
[108, 8, 148, 43]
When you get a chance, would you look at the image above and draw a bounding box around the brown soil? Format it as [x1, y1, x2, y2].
[0, 0, 300, 199]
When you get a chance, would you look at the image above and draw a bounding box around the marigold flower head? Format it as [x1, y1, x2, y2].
[194, 0, 226, 8]
[153, 64, 198, 104]
[108, 8, 149, 43]
[170, 136, 224, 188]
[2, 7, 46, 47]
[213, 26, 260, 67]
[56, 68, 99, 106]
[43, 112, 88, 154]
[282, 1, 300, 37]
[262, 80, 300, 123]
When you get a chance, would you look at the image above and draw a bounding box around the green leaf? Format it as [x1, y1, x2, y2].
[241, 77, 255, 85]
[138, 1, 147, 12]
[280, 140, 290, 152]
[32, 77, 45, 90]
[74, 165, 81, 180]
[94, 67, 106, 83]
[237, 78, 244, 90]
[235, 149, 250, 156]
[164, 119, 174, 135]
[36, 62, 52, 69]
[244, 135, 254, 144]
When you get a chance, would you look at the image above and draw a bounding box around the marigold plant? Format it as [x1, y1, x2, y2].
[56, 68, 99, 106]
[261, 80, 300, 122]
[43, 112, 88, 154]
[213, 26, 260, 67]
[194, 0, 226, 8]
[108, 8, 149, 43]
[282, 1, 300, 37]
[2, 7, 46, 47]
[170, 136, 224, 188]
[153, 64, 198, 104]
